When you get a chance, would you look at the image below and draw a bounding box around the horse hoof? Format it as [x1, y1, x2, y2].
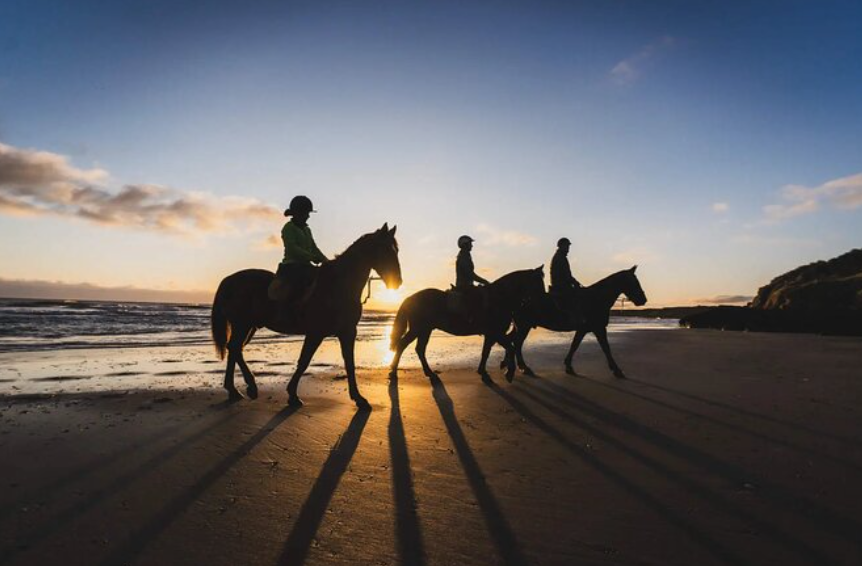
[480, 372, 493, 384]
[523, 367, 536, 377]
[355, 397, 372, 411]
[288, 396, 304, 408]
[505, 371, 515, 383]
[565, 366, 577, 376]
[613, 370, 627, 379]
[246, 384, 258, 400]
[226, 389, 244, 402]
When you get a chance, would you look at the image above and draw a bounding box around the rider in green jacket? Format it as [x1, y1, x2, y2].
[276, 196, 328, 306]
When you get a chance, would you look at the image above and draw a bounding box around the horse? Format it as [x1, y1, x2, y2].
[503, 266, 647, 379]
[210, 223, 402, 408]
[388, 267, 546, 382]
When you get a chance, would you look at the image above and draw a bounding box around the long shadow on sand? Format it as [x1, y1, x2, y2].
[532, 379, 862, 553]
[514, 384, 835, 564]
[0, 407, 244, 564]
[584, 377, 862, 473]
[485, 381, 748, 566]
[429, 375, 530, 566]
[97, 406, 299, 566]
[388, 376, 426, 565]
[0, 409, 209, 525]
[277, 408, 370, 566]
[627, 377, 862, 448]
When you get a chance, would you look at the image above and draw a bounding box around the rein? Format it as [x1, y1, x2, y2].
[362, 276, 383, 305]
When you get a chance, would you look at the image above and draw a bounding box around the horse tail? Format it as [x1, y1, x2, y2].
[390, 300, 410, 351]
[211, 280, 231, 361]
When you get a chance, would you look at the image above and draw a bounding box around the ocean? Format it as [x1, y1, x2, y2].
[0, 298, 678, 395]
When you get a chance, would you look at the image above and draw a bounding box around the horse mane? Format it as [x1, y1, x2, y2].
[324, 230, 398, 271]
[588, 269, 631, 290]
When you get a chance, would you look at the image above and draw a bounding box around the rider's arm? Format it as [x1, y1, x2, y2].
[306, 228, 329, 264]
[473, 273, 491, 286]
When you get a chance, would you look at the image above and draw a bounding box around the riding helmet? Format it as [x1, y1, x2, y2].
[557, 237, 571, 248]
[284, 195, 316, 216]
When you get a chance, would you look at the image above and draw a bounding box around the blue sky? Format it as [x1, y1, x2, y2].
[1, 0, 861, 306]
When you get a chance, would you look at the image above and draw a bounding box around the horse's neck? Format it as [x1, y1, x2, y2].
[332, 252, 373, 301]
[492, 278, 527, 309]
[588, 275, 624, 309]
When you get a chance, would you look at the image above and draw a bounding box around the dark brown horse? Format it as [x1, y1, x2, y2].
[504, 266, 647, 379]
[211, 224, 402, 408]
[389, 267, 546, 382]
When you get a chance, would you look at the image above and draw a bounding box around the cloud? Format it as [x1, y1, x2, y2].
[0, 277, 212, 304]
[763, 172, 862, 223]
[254, 234, 282, 250]
[609, 36, 675, 86]
[0, 142, 282, 236]
[711, 202, 729, 214]
[474, 224, 538, 247]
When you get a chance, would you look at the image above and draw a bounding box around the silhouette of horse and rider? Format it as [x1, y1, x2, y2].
[211, 195, 647, 406]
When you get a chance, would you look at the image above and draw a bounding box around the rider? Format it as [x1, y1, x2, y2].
[276, 195, 328, 307]
[550, 237, 584, 323]
[454, 235, 490, 323]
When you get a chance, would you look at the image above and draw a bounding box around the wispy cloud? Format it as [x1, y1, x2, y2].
[475, 223, 538, 247]
[0, 142, 281, 237]
[711, 202, 729, 214]
[763, 172, 862, 223]
[609, 35, 675, 86]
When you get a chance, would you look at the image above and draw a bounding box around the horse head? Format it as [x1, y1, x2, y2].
[621, 265, 647, 306]
[371, 223, 403, 290]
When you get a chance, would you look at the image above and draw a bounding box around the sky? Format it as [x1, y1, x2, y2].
[1, 0, 861, 308]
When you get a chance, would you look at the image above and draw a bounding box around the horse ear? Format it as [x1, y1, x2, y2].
[380, 222, 389, 233]
[389, 225, 397, 236]
[537, 264, 544, 273]
[630, 265, 638, 273]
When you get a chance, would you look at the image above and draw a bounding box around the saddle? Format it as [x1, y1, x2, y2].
[268, 264, 319, 326]
[549, 286, 584, 326]
[446, 285, 487, 325]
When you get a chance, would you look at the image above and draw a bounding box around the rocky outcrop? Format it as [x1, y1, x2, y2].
[680, 249, 862, 336]
[750, 248, 862, 312]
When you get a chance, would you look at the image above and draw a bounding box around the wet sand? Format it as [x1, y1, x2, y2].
[1, 329, 861, 565]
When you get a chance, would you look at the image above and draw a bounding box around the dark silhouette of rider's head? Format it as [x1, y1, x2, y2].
[557, 237, 571, 256]
[458, 235, 474, 252]
[284, 195, 315, 226]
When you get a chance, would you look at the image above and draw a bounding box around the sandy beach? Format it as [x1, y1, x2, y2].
[1, 327, 860, 566]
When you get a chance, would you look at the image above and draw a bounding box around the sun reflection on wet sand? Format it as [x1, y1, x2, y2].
[378, 324, 395, 365]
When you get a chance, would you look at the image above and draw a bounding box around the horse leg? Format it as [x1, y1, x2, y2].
[477, 334, 495, 383]
[389, 330, 417, 379]
[286, 334, 325, 407]
[415, 330, 438, 379]
[339, 330, 369, 409]
[223, 350, 242, 401]
[494, 332, 517, 383]
[595, 327, 625, 378]
[235, 327, 258, 399]
[500, 329, 517, 370]
[564, 329, 588, 376]
[515, 326, 535, 376]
